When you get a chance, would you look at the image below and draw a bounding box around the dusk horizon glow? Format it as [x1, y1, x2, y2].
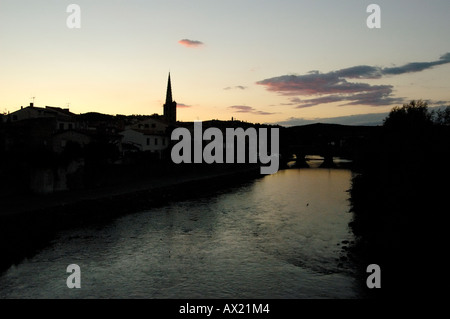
[1, 0, 449, 126]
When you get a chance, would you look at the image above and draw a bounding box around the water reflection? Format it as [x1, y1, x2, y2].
[0, 168, 364, 298]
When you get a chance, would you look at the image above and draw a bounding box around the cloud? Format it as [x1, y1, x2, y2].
[177, 103, 191, 108]
[291, 89, 404, 108]
[224, 86, 247, 90]
[333, 53, 450, 79]
[257, 73, 401, 107]
[178, 39, 204, 48]
[427, 99, 450, 107]
[229, 105, 252, 112]
[382, 53, 450, 76]
[229, 105, 275, 115]
[256, 53, 450, 108]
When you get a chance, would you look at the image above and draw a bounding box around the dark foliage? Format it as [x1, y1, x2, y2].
[349, 100, 450, 298]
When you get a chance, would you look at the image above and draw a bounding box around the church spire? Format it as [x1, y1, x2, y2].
[163, 72, 177, 124]
[165, 72, 173, 104]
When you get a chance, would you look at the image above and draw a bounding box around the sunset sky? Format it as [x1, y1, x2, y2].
[1, 0, 449, 126]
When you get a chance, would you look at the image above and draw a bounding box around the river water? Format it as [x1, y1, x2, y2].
[0, 166, 366, 298]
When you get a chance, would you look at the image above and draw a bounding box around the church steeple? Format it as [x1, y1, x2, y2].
[165, 73, 173, 105]
[163, 72, 177, 124]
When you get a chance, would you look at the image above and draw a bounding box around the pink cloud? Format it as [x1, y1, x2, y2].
[228, 105, 275, 115]
[178, 39, 204, 48]
[256, 53, 450, 108]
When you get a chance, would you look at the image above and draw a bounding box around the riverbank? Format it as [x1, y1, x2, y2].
[0, 164, 262, 273]
[1, 164, 263, 216]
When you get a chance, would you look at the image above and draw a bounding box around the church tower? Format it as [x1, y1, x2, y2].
[163, 73, 177, 124]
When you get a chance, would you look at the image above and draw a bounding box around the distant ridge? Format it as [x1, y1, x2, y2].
[286, 122, 380, 133]
[274, 113, 388, 127]
[283, 123, 380, 149]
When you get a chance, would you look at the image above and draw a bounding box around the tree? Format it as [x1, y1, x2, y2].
[383, 100, 433, 130]
[433, 106, 450, 126]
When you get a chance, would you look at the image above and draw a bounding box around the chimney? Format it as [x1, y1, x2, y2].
[30, 102, 34, 107]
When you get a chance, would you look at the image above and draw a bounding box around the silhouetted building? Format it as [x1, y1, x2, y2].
[52, 130, 91, 154]
[128, 117, 168, 133]
[76, 112, 124, 133]
[5, 103, 77, 131]
[163, 73, 177, 124]
[119, 74, 177, 154]
[120, 129, 168, 153]
[120, 118, 169, 153]
[1, 117, 56, 153]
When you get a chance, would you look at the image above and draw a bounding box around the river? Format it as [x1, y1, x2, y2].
[0, 166, 366, 298]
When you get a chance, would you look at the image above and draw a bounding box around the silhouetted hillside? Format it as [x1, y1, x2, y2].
[279, 123, 380, 162]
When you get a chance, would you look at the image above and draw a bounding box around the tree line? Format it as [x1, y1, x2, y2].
[349, 100, 450, 299]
